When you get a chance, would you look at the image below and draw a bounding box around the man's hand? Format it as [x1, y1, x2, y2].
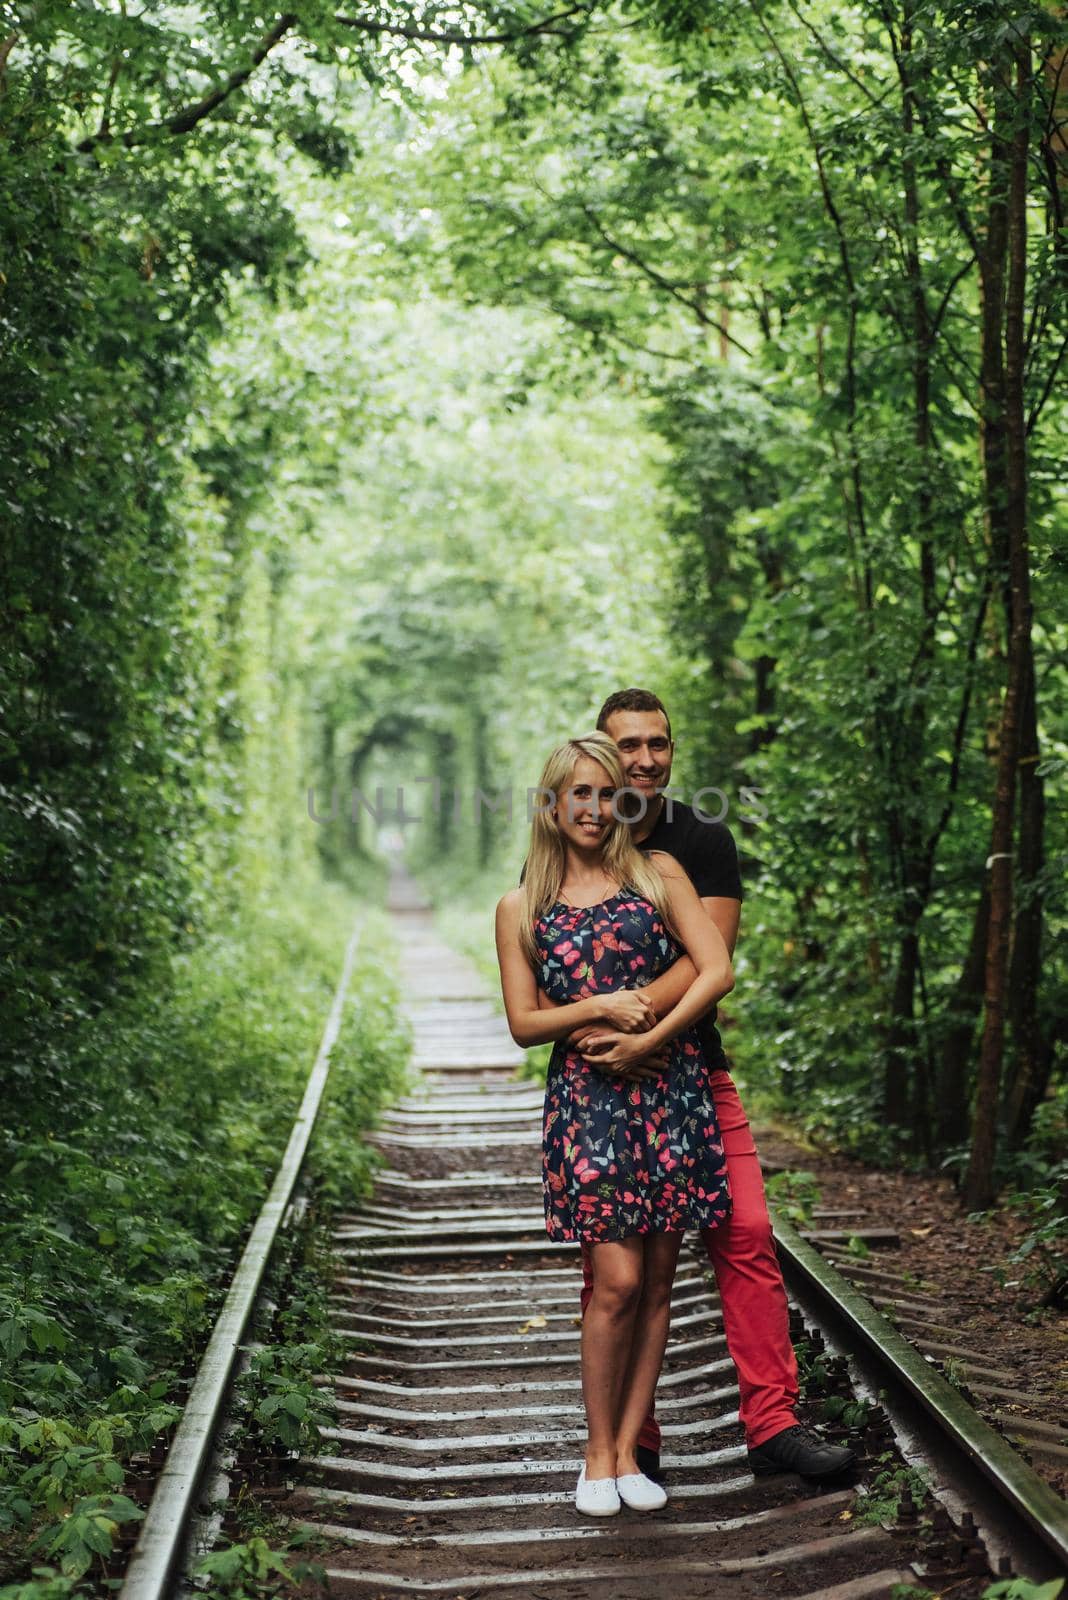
[567, 1022, 606, 1052]
[577, 1029, 668, 1082]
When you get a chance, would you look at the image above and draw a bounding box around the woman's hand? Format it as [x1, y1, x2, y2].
[578, 1029, 668, 1081]
[599, 988, 657, 1033]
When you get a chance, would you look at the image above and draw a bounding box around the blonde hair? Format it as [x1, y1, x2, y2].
[519, 731, 674, 966]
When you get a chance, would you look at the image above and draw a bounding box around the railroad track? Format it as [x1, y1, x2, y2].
[119, 873, 1068, 1600]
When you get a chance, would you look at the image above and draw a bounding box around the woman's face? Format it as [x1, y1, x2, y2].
[553, 756, 618, 853]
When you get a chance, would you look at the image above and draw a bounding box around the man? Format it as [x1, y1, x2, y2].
[567, 687, 855, 1484]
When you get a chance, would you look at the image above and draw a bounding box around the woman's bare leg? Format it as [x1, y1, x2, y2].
[582, 1237, 644, 1478]
[614, 1231, 683, 1475]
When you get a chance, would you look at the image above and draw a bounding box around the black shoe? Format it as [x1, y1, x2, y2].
[748, 1424, 857, 1482]
[635, 1444, 665, 1484]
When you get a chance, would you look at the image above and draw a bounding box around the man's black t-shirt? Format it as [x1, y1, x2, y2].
[636, 800, 743, 1073]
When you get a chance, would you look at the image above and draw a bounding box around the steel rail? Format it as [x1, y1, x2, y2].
[118, 917, 364, 1600]
[772, 1211, 1068, 1581]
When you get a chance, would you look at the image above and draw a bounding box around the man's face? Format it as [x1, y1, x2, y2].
[603, 709, 674, 801]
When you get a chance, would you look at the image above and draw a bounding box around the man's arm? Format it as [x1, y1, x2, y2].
[639, 895, 741, 1019]
[579, 860, 734, 1067]
[555, 890, 742, 1079]
[702, 896, 741, 958]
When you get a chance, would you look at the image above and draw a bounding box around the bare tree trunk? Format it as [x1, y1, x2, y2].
[718, 274, 732, 362]
[963, 41, 1034, 1211]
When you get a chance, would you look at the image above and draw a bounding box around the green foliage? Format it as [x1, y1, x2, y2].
[243, 1353, 335, 1456]
[983, 1582, 1065, 1600]
[400, 0, 1067, 1173]
[193, 1524, 328, 1600]
[1000, 1174, 1068, 1313]
[32, 1496, 143, 1582]
[960, 1096, 1068, 1312]
[0, 61, 307, 1107]
[765, 1170, 822, 1227]
[519, 1042, 555, 1084]
[0, 880, 396, 1584]
[236, 1245, 346, 1458]
[854, 1452, 929, 1525]
[0, 1570, 79, 1600]
[792, 1337, 830, 1401]
[997, 1097, 1068, 1311]
[195, 1537, 299, 1600]
[818, 1394, 874, 1432]
[309, 929, 410, 1207]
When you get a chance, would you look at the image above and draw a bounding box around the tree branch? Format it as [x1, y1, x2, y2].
[332, 5, 591, 45]
[580, 205, 753, 357]
[930, 252, 977, 339]
[784, 0, 888, 107]
[1027, 327, 1068, 433]
[75, 12, 298, 152]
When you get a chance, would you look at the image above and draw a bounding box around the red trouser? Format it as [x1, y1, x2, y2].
[579, 1070, 799, 1450]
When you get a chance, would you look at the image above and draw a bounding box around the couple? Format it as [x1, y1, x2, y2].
[495, 688, 855, 1516]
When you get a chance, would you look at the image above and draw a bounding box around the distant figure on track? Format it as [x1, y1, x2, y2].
[568, 687, 856, 1487]
[495, 731, 734, 1517]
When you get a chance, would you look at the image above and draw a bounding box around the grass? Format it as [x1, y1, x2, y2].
[0, 872, 408, 1598]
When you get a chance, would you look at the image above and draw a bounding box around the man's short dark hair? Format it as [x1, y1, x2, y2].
[596, 688, 672, 742]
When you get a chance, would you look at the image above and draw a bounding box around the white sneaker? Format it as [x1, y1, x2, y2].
[616, 1471, 668, 1511]
[575, 1465, 621, 1516]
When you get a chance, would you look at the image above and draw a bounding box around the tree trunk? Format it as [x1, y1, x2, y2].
[1005, 647, 1048, 1144]
[936, 883, 991, 1148]
[473, 703, 494, 870]
[751, 533, 783, 753]
[434, 730, 458, 857]
[963, 41, 1034, 1211]
[884, 919, 921, 1131]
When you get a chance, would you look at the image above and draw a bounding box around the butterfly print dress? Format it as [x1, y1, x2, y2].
[535, 890, 731, 1245]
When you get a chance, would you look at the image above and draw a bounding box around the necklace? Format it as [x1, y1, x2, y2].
[558, 873, 620, 911]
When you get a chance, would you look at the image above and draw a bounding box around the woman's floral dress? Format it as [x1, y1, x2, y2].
[535, 889, 731, 1244]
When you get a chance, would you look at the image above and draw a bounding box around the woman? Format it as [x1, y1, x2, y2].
[495, 732, 734, 1517]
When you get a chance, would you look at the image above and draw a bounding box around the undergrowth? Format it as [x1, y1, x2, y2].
[854, 1451, 929, 1525]
[0, 882, 407, 1597]
[765, 1168, 821, 1226]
